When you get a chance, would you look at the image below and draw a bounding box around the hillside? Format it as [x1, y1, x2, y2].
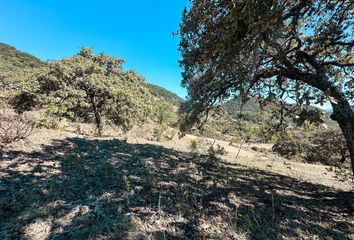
[222, 97, 336, 126]
[147, 83, 183, 106]
[0, 43, 44, 73]
[222, 98, 273, 124]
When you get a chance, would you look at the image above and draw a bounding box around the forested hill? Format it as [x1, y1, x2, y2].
[222, 97, 336, 126]
[147, 83, 183, 106]
[222, 98, 269, 123]
[0, 43, 44, 73]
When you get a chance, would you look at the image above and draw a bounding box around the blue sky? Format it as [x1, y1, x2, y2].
[0, 0, 188, 98]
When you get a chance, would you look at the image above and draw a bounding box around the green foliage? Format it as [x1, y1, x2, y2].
[273, 127, 349, 167]
[179, 0, 354, 115]
[189, 139, 203, 153]
[0, 43, 45, 92]
[35, 113, 60, 130]
[13, 48, 157, 134]
[151, 100, 178, 142]
[0, 43, 178, 136]
[123, 175, 132, 191]
[153, 101, 176, 126]
[0, 43, 46, 110]
[0, 43, 43, 71]
[179, 1, 354, 172]
[187, 107, 277, 143]
[144, 165, 157, 189]
[222, 98, 272, 124]
[147, 83, 183, 107]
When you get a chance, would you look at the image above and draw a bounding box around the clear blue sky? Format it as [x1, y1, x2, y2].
[0, 0, 188, 98]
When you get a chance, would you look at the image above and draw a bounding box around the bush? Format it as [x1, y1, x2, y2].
[272, 127, 349, 167]
[207, 141, 228, 161]
[36, 114, 60, 129]
[0, 109, 34, 145]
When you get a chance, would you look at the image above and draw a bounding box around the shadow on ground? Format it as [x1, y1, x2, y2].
[0, 137, 353, 239]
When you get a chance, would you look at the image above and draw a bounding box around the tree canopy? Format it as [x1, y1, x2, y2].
[13, 48, 157, 134]
[179, 0, 354, 173]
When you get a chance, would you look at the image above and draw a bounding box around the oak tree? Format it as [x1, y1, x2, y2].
[14, 48, 155, 135]
[179, 0, 354, 173]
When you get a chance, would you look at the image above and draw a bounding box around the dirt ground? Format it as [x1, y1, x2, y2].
[0, 128, 353, 239]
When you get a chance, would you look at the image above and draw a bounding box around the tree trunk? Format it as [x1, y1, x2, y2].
[89, 93, 103, 136]
[343, 123, 354, 175]
[331, 101, 354, 175]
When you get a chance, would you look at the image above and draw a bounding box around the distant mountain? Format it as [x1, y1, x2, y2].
[222, 97, 336, 126]
[147, 83, 183, 106]
[222, 97, 272, 124]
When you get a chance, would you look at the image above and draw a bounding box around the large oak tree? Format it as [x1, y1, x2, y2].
[14, 48, 156, 135]
[179, 0, 354, 173]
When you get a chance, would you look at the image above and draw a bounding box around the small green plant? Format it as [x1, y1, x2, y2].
[123, 175, 131, 191]
[145, 166, 157, 189]
[189, 138, 202, 153]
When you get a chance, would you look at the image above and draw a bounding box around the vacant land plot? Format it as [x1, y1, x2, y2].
[0, 130, 353, 239]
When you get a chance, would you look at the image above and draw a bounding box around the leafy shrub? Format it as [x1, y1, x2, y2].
[36, 114, 60, 129]
[273, 127, 349, 166]
[0, 109, 34, 145]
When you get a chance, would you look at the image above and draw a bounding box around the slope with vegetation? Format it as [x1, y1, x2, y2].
[0, 125, 353, 239]
[0, 43, 44, 73]
[147, 83, 183, 107]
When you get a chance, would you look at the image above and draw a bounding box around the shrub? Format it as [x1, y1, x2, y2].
[189, 139, 203, 153]
[272, 127, 349, 167]
[36, 114, 60, 129]
[0, 109, 34, 145]
[207, 141, 228, 161]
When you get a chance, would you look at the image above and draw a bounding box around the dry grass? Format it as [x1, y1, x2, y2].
[0, 129, 353, 239]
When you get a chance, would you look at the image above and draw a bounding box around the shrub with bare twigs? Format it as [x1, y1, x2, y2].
[0, 109, 34, 145]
